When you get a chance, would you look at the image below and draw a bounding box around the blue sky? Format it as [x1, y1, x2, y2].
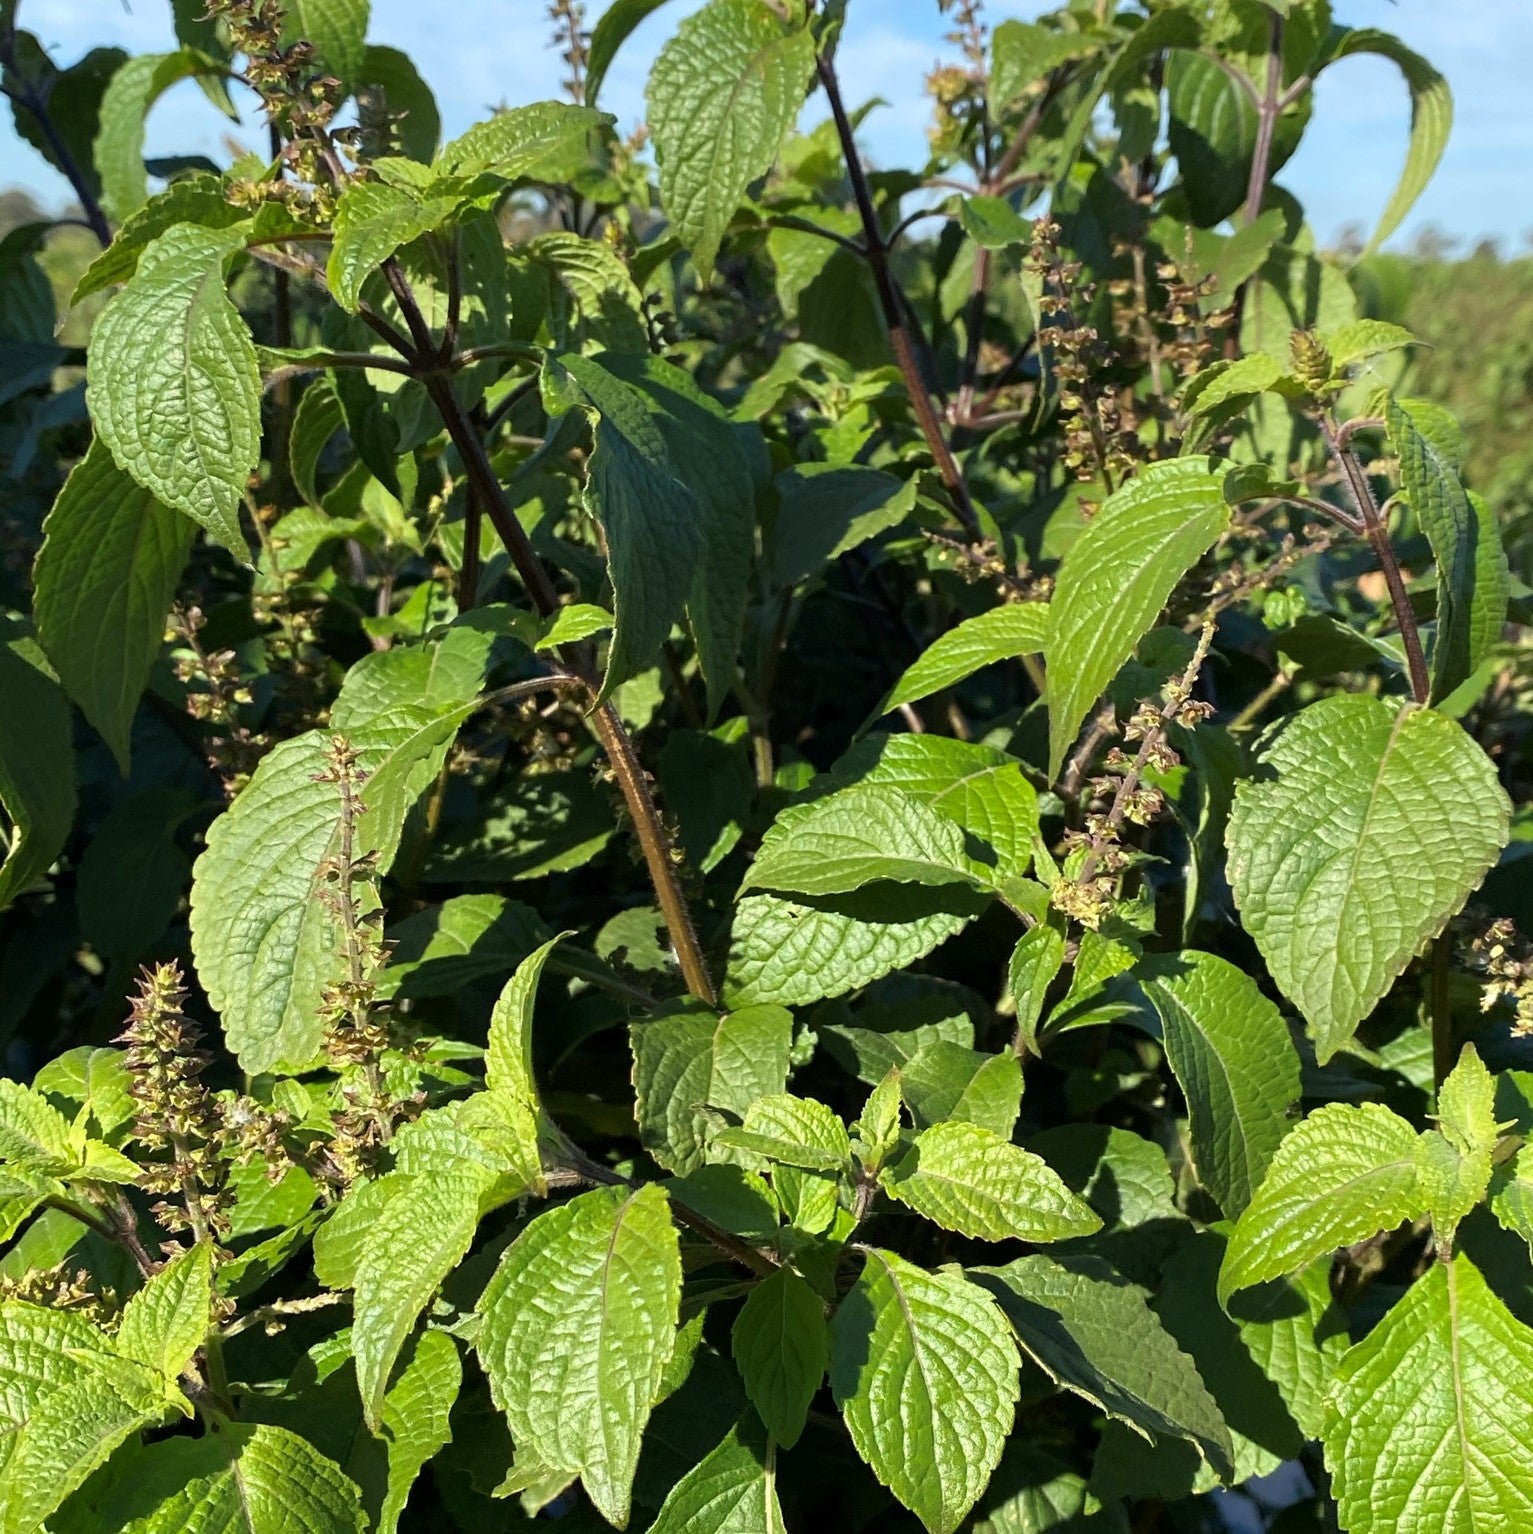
[6, 0, 1530, 251]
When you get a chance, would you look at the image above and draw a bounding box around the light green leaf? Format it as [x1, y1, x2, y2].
[484, 934, 567, 1106]
[647, 0, 815, 280]
[899, 1044, 1022, 1139]
[830, 1249, 1019, 1534]
[376, 1330, 460, 1534]
[189, 712, 471, 1074]
[93, 50, 224, 222]
[33, 439, 193, 771]
[882, 603, 1050, 716]
[746, 786, 978, 898]
[327, 180, 466, 314]
[990, 20, 1100, 109]
[435, 101, 610, 178]
[720, 1094, 850, 1174]
[852, 1070, 903, 1174]
[1139, 951, 1301, 1217]
[1319, 28, 1451, 253]
[0, 1080, 75, 1174]
[881, 1120, 1100, 1243]
[1225, 695, 1509, 1059]
[475, 1184, 681, 1527]
[1045, 457, 1230, 781]
[55, 1419, 367, 1534]
[731, 1267, 828, 1449]
[958, 195, 1033, 250]
[1388, 395, 1509, 702]
[0, 1303, 170, 1534]
[631, 1005, 793, 1174]
[114, 1241, 212, 1382]
[1181, 351, 1292, 418]
[1437, 1044, 1502, 1157]
[351, 1170, 489, 1431]
[284, 0, 370, 94]
[1325, 1255, 1533, 1533]
[724, 884, 989, 1010]
[1220, 1102, 1422, 1301]
[73, 176, 250, 302]
[973, 1253, 1235, 1479]
[1326, 318, 1416, 369]
[86, 224, 260, 554]
[541, 353, 703, 696]
[829, 733, 1041, 890]
[536, 603, 612, 650]
[1413, 1128, 1489, 1245]
[1008, 924, 1065, 1058]
[0, 632, 76, 913]
[648, 1415, 786, 1534]
[1490, 1145, 1533, 1256]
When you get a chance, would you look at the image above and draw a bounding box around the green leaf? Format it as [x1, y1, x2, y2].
[0, 1079, 75, 1173]
[114, 1241, 212, 1382]
[289, 378, 345, 509]
[648, 1414, 786, 1534]
[72, 176, 250, 302]
[475, 1185, 681, 1526]
[1325, 1255, 1533, 1533]
[881, 603, 1050, 716]
[32, 439, 193, 771]
[327, 180, 467, 314]
[536, 602, 612, 650]
[1387, 396, 1509, 702]
[593, 353, 759, 716]
[1008, 924, 1066, 1058]
[631, 1004, 793, 1174]
[1220, 1102, 1422, 1301]
[587, 0, 677, 106]
[647, 0, 815, 280]
[725, 884, 989, 1010]
[899, 1045, 1022, 1139]
[355, 44, 440, 162]
[1491, 1146, 1533, 1256]
[829, 734, 1041, 891]
[284, 0, 370, 95]
[56, 1420, 367, 1534]
[1045, 457, 1230, 781]
[376, 1329, 460, 1534]
[541, 353, 704, 696]
[351, 1170, 490, 1432]
[1152, 1231, 1344, 1481]
[435, 101, 610, 179]
[958, 195, 1033, 250]
[1181, 351, 1293, 418]
[973, 1253, 1235, 1479]
[881, 1121, 1101, 1243]
[768, 464, 916, 588]
[0, 632, 75, 914]
[1326, 318, 1416, 370]
[1319, 28, 1451, 253]
[484, 934, 567, 1107]
[746, 785, 979, 898]
[1138, 951, 1301, 1217]
[0, 1303, 171, 1534]
[720, 1094, 850, 1175]
[731, 1267, 828, 1448]
[86, 224, 260, 555]
[189, 705, 478, 1074]
[830, 1249, 1019, 1534]
[1225, 695, 1509, 1059]
[990, 20, 1100, 110]
[93, 50, 224, 222]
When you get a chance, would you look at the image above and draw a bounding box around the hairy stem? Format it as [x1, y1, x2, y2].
[1322, 415, 1431, 704]
[1244, 14, 1284, 225]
